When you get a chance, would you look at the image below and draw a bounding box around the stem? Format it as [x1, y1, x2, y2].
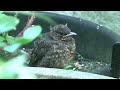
[15, 11, 36, 38]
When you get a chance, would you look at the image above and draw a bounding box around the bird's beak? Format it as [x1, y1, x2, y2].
[65, 32, 77, 37]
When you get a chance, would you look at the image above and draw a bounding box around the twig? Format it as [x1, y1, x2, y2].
[15, 11, 36, 38]
[0, 12, 36, 54]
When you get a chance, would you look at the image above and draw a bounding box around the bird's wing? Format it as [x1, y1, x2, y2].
[28, 38, 51, 66]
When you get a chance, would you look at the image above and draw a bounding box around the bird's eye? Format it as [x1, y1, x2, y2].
[60, 33, 63, 35]
[59, 32, 66, 36]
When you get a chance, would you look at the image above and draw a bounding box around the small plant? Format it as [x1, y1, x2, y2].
[0, 11, 42, 79]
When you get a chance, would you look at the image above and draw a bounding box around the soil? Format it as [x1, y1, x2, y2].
[68, 59, 108, 73]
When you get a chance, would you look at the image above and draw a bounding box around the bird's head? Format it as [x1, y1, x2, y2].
[50, 24, 77, 41]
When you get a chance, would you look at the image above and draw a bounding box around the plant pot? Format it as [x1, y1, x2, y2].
[8, 12, 120, 79]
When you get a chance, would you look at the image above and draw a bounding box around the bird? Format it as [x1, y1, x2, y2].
[28, 24, 77, 69]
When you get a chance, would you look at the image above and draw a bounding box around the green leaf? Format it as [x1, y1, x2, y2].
[0, 55, 27, 79]
[0, 11, 4, 14]
[0, 36, 5, 42]
[0, 57, 6, 65]
[15, 26, 42, 45]
[0, 14, 19, 34]
[38, 34, 43, 39]
[23, 25, 42, 41]
[15, 37, 31, 45]
[4, 11, 56, 25]
[64, 65, 73, 70]
[0, 42, 6, 48]
[0, 66, 18, 79]
[3, 43, 21, 53]
[6, 54, 27, 67]
[5, 34, 15, 44]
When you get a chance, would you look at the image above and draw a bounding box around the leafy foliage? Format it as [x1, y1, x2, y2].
[0, 11, 4, 14]
[0, 13, 19, 34]
[16, 25, 42, 45]
[3, 43, 21, 53]
[0, 12, 42, 79]
[5, 34, 15, 44]
[64, 65, 73, 70]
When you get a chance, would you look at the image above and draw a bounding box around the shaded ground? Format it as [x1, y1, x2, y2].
[64, 53, 108, 73]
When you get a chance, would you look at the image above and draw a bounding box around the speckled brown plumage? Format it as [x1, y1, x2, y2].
[28, 24, 77, 69]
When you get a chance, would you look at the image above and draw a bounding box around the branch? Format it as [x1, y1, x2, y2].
[15, 11, 36, 38]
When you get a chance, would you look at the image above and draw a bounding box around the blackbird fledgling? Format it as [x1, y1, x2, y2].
[28, 24, 77, 69]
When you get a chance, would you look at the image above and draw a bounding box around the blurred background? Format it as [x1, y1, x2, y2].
[47, 11, 120, 36]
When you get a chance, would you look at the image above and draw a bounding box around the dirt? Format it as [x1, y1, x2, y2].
[64, 52, 109, 73]
[68, 59, 108, 73]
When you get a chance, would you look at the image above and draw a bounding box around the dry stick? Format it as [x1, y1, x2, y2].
[16, 12, 36, 38]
